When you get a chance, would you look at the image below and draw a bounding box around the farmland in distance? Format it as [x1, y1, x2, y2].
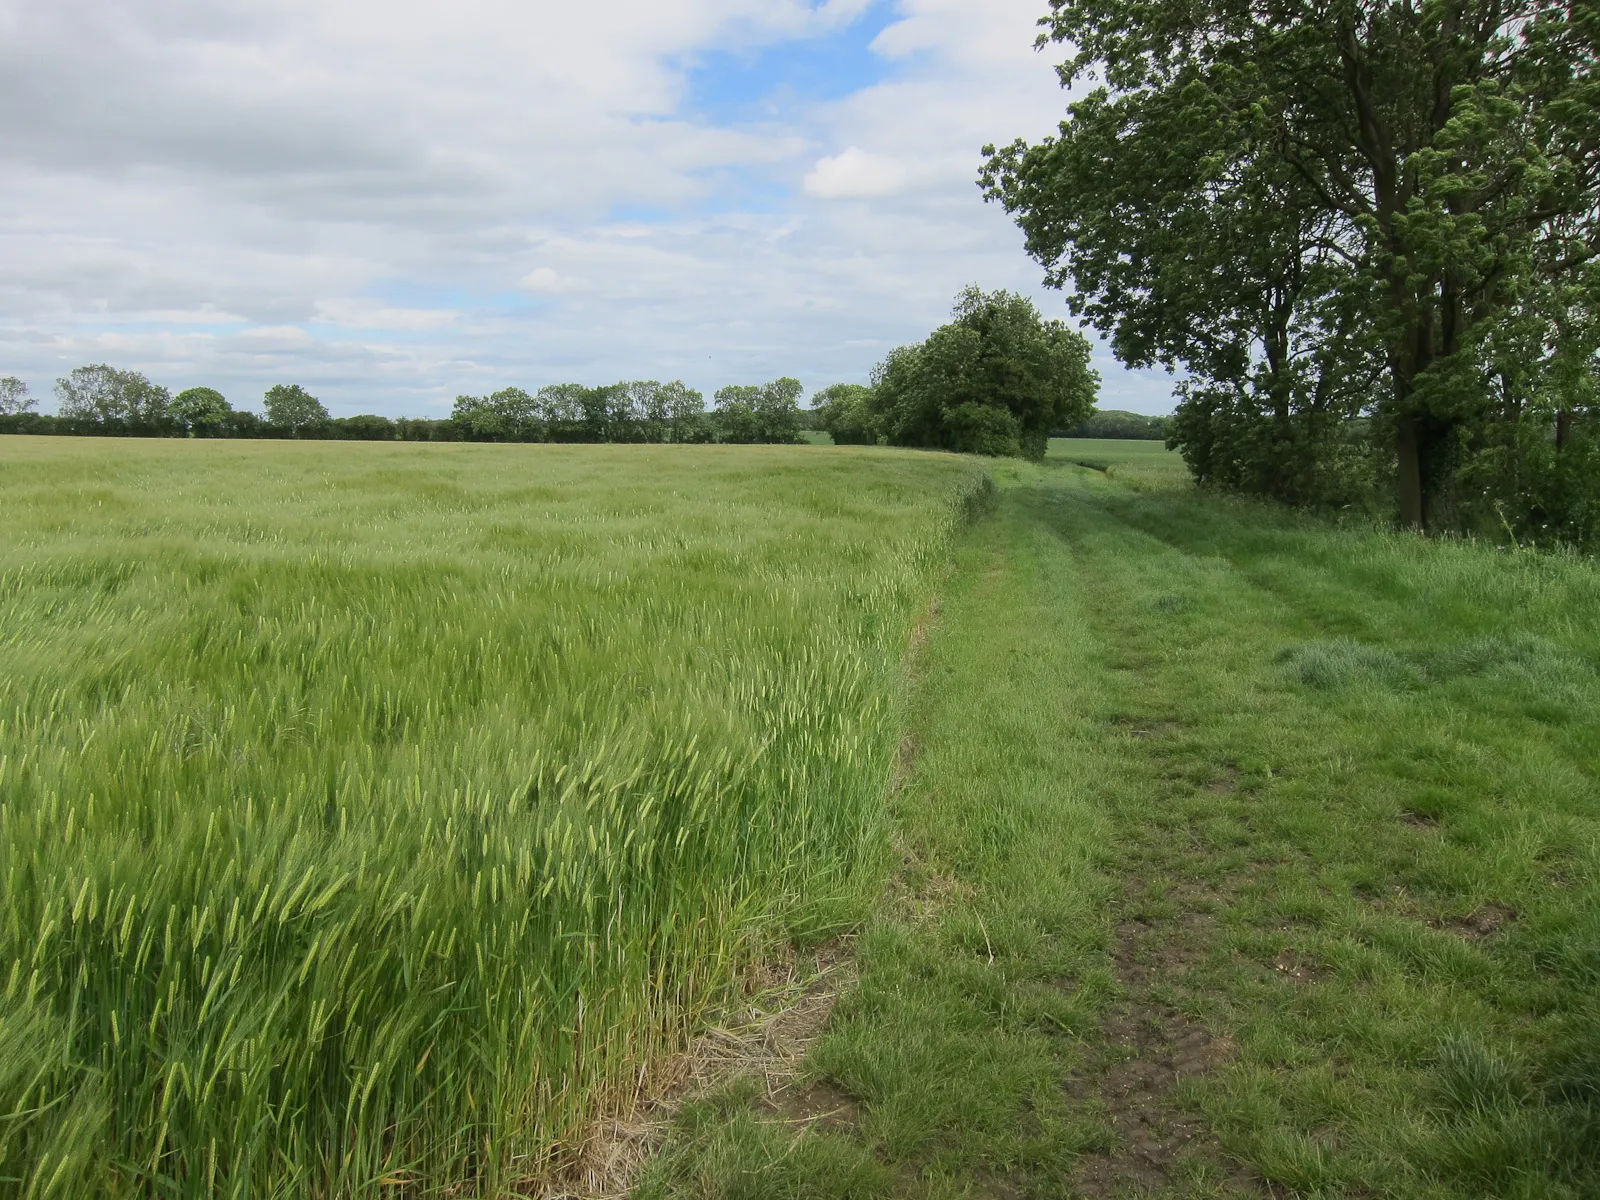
[0, 438, 985, 1196]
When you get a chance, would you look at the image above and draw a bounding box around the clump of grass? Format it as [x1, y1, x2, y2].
[1278, 638, 1419, 690]
[0, 439, 984, 1195]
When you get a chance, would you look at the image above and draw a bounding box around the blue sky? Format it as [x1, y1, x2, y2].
[683, 5, 901, 124]
[0, 0, 1176, 417]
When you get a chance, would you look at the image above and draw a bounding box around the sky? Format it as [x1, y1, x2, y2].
[0, 0, 1176, 418]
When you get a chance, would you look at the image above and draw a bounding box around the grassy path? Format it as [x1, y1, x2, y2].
[640, 457, 1600, 1199]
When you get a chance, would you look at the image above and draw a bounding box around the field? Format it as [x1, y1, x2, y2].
[5, 435, 1598, 1199]
[643, 454, 1600, 1198]
[1046, 437, 1186, 489]
[0, 438, 984, 1196]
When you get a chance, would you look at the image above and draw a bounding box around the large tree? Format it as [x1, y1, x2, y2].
[872, 287, 1098, 460]
[55, 365, 171, 425]
[983, 0, 1600, 530]
[170, 387, 233, 436]
[712, 378, 805, 444]
[453, 387, 540, 440]
[263, 384, 330, 435]
[0, 377, 34, 416]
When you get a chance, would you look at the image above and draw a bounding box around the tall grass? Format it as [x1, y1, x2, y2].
[0, 439, 984, 1197]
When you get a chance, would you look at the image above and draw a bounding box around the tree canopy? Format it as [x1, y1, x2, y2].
[171, 387, 232, 435]
[812, 384, 879, 445]
[872, 287, 1098, 459]
[0, 378, 33, 416]
[982, 0, 1600, 539]
[54, 366, 170, 425]
[712, 378, 804, 445]
[263, 384, 331, 434]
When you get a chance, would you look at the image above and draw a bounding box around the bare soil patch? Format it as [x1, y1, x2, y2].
[1065, 891, 1265, 1198]
[1437, 902, 1517, 939]
[1112, 715, 1186, 740]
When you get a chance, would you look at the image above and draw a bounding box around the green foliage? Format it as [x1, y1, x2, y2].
[871, 287, 1098, 460]
[0, 377, 34, 416]
[170, 387, 232, 435]
[1166, 382, 1386, 509]
[3, 374, 802, 449]
[330, 414, 398, 441]
[452, 386, 540, 440]
[54, 365, 171, 425]
[1061, 409, 1169, 440]
[0, 439, 985, 1195]
[712, 378, 805, 445]
[810, 384, 879, 446]
[262, 383, 330, 434]
[448, 381, 719, 444]
[982, 0, 1600, 538]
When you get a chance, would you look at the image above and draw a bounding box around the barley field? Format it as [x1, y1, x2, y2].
[0, 438, 985, 1197]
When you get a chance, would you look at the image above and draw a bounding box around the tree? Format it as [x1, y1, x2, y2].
[263, 384, 330, 435]
[577, 384, 628, 442]
[55, 365, 171, 425]
[0, 377, 34, 415]
[1065, 410, 1172, 440]
[170, 387, 232, 436]
[982, 0, 1600, 531]
[712, 378, 805, 444]
[871, 288, 1098, 459]
[625, 381, 670, 443]
[537, 384, 588, 442]
[453, 388, 540, 441]
[662, 381, 711, 443]
[812, 383, 880, 445]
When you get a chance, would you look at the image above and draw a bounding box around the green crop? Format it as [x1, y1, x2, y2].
[0, 438, 984, 1197]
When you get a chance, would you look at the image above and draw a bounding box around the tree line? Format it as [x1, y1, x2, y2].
[981, 0, 1599, 547]
[1, 287, 1102, 459]
[1062, 410, 1171, 440]
[0, 368, 813, 445]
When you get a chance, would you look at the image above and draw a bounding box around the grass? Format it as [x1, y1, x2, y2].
[1047, 437, 1187, 493]
[641, 455, 1600, 1197]
[0, 437, 985, 1197]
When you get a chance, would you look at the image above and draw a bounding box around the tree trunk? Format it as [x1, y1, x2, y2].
[1556, 409, 1573, 453]
[1396, 415, 1425, 529]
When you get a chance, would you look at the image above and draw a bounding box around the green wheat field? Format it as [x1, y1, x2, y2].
[0, 438, 984, 1196]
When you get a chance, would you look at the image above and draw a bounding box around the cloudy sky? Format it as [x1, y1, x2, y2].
[0, 0, 1174, 417]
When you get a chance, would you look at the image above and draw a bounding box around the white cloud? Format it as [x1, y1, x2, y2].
[518, 268, 569, 294]
[803, 147, 908, 199]
[0, 0, 1176, 415]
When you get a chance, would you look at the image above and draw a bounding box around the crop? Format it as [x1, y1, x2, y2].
[0, 438, 983, 1197]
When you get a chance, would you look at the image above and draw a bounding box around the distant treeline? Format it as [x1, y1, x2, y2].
[3, 289, 1104, 461]
[1057, 410, 1170, 440]
[0, 367, 812, 445]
